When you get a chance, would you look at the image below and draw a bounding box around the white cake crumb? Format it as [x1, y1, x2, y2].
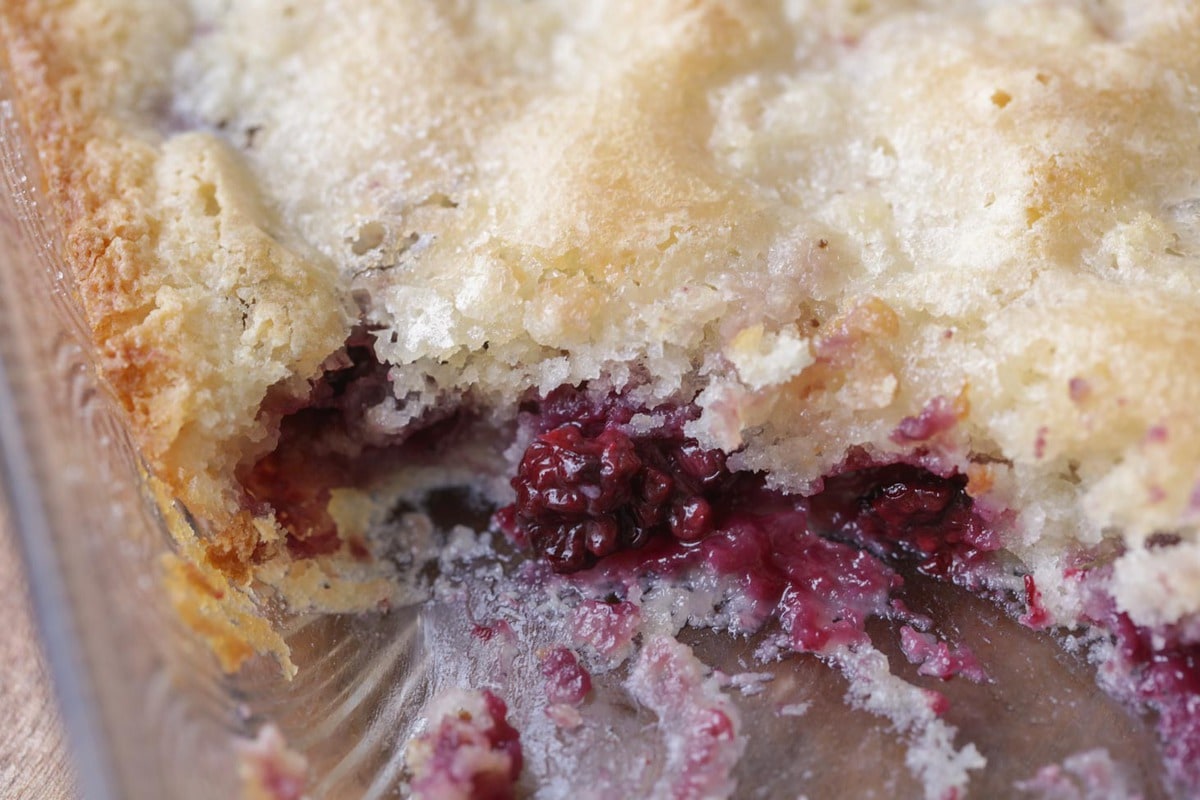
[834, 645, 985, 800]
[1015, 748, 1139, 800]
[729, 671, 775, 696]
[626, 636, 746, 800]
[236, 724, 310, 800]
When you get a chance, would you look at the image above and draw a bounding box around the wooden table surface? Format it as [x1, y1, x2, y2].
[0, 510, 75, 800]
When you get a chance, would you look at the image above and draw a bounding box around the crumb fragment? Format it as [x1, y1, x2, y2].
[728, 671, 775, 696]
[544, 703, 584, 730]
[1015, 748, 1138, 800]
[725, 324, 814, 390]
[835, 645, 985, 800]
[891, 396, 960, 444]
[626, 636, 745, 800]
[237, 724, 310, 800]
[571, 599, 642, 667]
[899, 626, 989, 683]
[540, 646, 592, 706]
[405, 689, 523, 800]
[777, 702, 811, 717]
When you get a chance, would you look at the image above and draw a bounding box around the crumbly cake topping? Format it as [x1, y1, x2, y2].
[166, 0, 1200, 624]
[7, 0, 1200, 744]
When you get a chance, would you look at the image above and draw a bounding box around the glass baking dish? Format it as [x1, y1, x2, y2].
[0, 76, 243, 798]
[0, 56, 1180, 800]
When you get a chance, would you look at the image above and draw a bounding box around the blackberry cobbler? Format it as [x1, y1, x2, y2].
[6, 0, 1200, 796]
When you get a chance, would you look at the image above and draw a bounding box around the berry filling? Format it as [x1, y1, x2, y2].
[503, 387, 730, 571]
[501, 388, 1004, 657]
[502, 388, 999, 581]
[807, 463, 1000, 584]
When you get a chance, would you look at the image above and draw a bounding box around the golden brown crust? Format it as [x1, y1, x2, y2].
[1, 2, 378, 670]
